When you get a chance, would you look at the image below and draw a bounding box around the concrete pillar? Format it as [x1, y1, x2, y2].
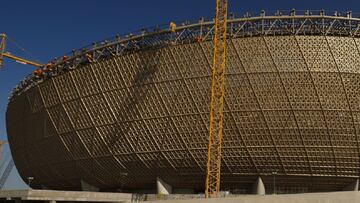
[343, 179, 359, 191]
[81, 180, 99, 192]
[252, 177, 265, 195]
[156, 177, 172, 195]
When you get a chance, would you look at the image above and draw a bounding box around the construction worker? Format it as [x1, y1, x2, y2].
[62, 55, 69, 61]
[169, 22, 177, 32]
[33, 68, 43, 80]
[85, 52, 93, 63]
[43, 62, 54, 78]
[44, 62, 53, 72]
[62, 55, 70, 71]
[196, 36, 204, 43]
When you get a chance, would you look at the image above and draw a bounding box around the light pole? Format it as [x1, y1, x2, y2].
[272, 172, 277, 195]
[27, 177, 34, 189]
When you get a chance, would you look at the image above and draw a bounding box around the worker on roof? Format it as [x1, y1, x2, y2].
[62, 55, 69, 61]
[43, 62, 53, 71]
[85, 52, 93, 63]
[196, 36, 204, 43]
[33, 68, 43, 80]
[43, 62, 54, 78]
[33, 68, 42, 75]
[43, 65, 49, 73]
[169, 22, 177, 32]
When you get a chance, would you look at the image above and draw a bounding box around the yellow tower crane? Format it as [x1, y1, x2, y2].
[0, 33, 42, 68]
[205, 0, 228, 198]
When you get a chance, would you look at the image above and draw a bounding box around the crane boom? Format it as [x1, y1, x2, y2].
[2, 52, 42, 67]
[0, 33, 42, 68]
[205, 0, 228, 198]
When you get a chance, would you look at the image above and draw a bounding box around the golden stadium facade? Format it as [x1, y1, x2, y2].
[6, 11, 360, 193]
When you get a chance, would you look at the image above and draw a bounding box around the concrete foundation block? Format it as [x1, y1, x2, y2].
[252, 177, 265, 195]
[157, 177, 172, 195]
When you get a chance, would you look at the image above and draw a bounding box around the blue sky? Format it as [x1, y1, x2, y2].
[0, 0, 359, 189]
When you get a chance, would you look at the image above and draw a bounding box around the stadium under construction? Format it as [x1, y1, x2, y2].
[6, 10, 360, 195]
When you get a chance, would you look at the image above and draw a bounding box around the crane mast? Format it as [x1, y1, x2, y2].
[205, 0, 228, 198]
[0, 34, 6, 67]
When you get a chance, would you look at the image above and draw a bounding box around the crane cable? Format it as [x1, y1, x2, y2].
[5, 36, 42, 64]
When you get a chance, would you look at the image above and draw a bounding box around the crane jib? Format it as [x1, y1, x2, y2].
[0, 33, 42, 68]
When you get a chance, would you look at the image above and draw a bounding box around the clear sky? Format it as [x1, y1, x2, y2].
[0, 0, 359, 189]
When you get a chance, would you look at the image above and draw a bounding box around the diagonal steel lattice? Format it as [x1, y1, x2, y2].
[6, 12, 360, 193]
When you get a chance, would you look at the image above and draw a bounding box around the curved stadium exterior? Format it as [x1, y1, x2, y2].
[6, 11, 360, 194]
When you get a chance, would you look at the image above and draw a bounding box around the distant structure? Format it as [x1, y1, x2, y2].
[6, 10, 360, 194]
[0, 141, 14, 189]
